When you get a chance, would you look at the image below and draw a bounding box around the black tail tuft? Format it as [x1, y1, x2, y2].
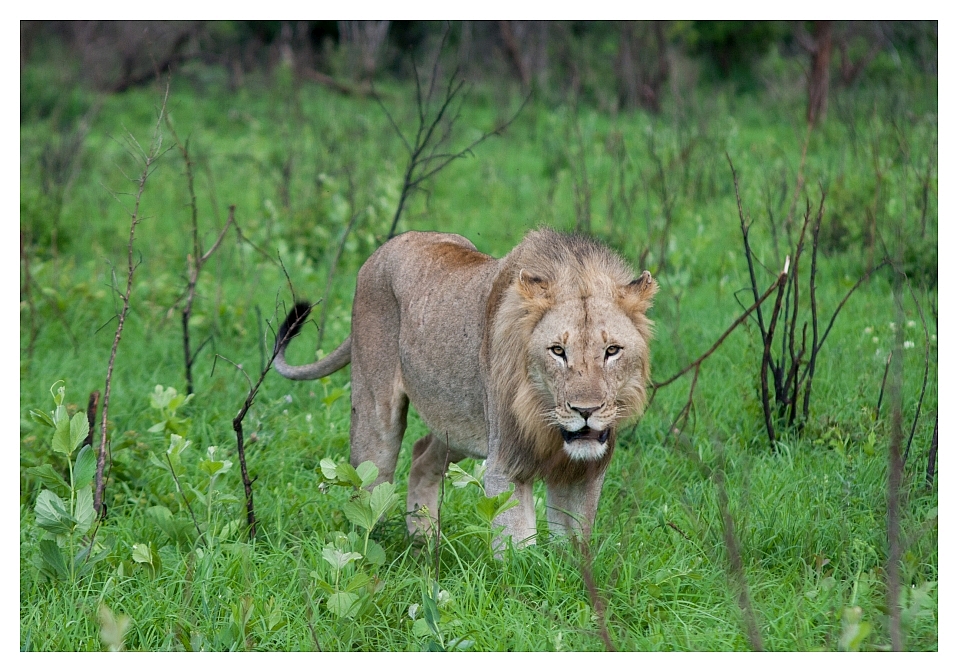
[275, 301, 312, 354]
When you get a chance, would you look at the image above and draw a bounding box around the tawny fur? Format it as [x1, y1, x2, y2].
[274, 228, 657, 549]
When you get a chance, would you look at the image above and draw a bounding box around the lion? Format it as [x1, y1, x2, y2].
[274, 229, 657, 551]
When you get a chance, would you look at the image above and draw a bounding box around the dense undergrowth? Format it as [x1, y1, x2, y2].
[20, 59, 937, 651]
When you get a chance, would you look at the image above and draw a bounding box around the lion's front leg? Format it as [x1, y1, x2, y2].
[545, 471, 607, 540]
[484, 465, 537, 556]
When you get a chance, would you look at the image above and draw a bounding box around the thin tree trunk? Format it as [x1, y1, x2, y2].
[807, 21, 833, 126]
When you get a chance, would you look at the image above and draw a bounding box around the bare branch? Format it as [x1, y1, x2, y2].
[95, 82, 170, 516]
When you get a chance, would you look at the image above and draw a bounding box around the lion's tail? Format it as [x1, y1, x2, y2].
[273, 302, 352, 380]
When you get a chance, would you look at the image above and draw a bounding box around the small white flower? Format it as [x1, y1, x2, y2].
[907, 320, 916, 329]
[904, 341, 915, 349]
[864, 326, 874, 335]
[437, 590, 451, 606]
[931, 334, 937, 342]
[889, 322, 897, 331]
[408, 603, 420, 619]
[872, 337, 880, 344]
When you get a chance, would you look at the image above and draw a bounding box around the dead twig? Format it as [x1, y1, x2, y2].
[213, 298, 318, 539]
[376, 25, 528, 239]
[875, 351, 893, 420]
[95, 84, 170, 516]
[712, 462, 764, 651]
[571, 538, 616, 652]
[925, 416, 937, 490]
[166, 119, 236, 395]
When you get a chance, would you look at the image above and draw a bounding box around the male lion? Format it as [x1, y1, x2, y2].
[274, 229, 657, 550]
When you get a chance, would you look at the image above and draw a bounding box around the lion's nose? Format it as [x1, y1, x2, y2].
[569, 404, 601, 420]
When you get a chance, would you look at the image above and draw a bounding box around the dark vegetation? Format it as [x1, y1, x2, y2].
[20, 21, 936, 651]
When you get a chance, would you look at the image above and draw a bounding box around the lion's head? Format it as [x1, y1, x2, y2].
[490, 230, 657, 482]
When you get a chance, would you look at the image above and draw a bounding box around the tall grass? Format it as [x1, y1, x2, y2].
[20, 67, 936, 651]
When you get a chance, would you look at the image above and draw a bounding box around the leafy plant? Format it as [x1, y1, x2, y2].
[408, 581, 474, 651]
[148, 384, 194, 436]
[446, 461, 519, 552]
[27, 381, 110, 582]
[148, 433, 239, 548]
[310, 459, 399, 618]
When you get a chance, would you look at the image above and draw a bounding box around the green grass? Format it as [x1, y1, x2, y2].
[20, 67, 937, 651]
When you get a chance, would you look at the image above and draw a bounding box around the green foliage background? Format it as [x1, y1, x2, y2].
[20, 34, 936, 651]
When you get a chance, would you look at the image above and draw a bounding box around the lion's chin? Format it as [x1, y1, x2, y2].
[559, 427, 611, 461]
[562, 440, 608, 461]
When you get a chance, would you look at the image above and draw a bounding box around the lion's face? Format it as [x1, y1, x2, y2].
[525, 292, 652, 461]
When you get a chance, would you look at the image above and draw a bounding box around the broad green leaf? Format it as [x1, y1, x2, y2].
[326, 591, 360, 619]
[309, 572, 335, 595]
[147, 422, 167, 434]
[335, 462, 362, 488]
[344, 571, 371, 593]
[35, 489, 74, 535]
[476, 488, 518, 524]
[343, 497, 376, 531]
[321, 544, 363, 570]
[167, 392, 193, 412]
[52, 414, 72, 455]
[30, 409, 56, 428]
[73, 444, 96, 489]
[69, 412, 90, 454]
[37, 539, 68, 581]
[24, 465, 70, 497]
[412, 618, 433, 638]
[320, 458, 339, 481]
[150, 385, 176, 409]
[132, 543, 154, 567]
[146, 506, 178, 543]
[322, 388, 345, 407]
[370, 481, 399, 519]
[356, 461, 378, 488]
[74, 485, 96, 536]
[364, 540, 386, 566]
[447, 463, 481, 489]
[167, 434, 191, 466]
[199, 458, 232, 478]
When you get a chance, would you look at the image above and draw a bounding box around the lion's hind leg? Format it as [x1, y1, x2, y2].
[406, 433, 467, 537]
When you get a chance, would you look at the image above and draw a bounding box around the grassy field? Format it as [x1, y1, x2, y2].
[20, 60, 937, 651]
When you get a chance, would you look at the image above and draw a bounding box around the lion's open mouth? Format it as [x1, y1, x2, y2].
[559, 427, 610, 444]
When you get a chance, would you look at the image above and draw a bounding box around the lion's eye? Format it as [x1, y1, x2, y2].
[549, 345, 566, 359]
[605, 345, 622, 358]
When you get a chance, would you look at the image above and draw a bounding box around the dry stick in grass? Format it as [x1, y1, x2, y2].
[571, 538, 616, 652]
[95, 87, 169, 516]
[377, 26, 529, 240]
[434, 437, 450, 585]
[712, 462, 765, 652]
[215, 298, 319, 539]
[166, 121, 235, 395]
[20, 231, 40, 359]
[649, 265, 789, 439]
[875, 351, 893, 419]
[925, 416, 937, 490]
[900, 273, 933, 463]
[84, 390, 100, 448]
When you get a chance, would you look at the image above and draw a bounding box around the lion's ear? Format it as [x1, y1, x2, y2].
[516, 268, 551, 300]
[620, 270, 658, 314]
